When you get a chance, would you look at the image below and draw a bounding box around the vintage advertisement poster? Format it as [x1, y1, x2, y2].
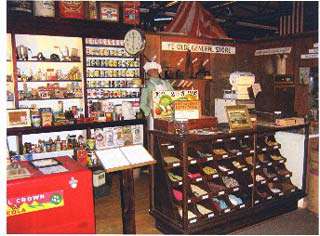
[152, 90, 199, 119]
[7, 190, 64, 217]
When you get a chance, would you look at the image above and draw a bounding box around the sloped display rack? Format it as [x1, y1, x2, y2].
[149, 124, 309, 234]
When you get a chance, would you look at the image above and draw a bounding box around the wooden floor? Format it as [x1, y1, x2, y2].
[94, 172, 318, 235]
[94, 172, 161, 234]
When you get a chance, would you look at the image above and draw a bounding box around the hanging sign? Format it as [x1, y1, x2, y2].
[309, 48, 318, 54]
[7, 190, 64, 217]
[301, 54, 318, 59]
[254, 47, 292, 56]
[161, 42, 236, 54]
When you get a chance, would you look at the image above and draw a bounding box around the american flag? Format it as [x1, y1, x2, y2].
[279, 2, 304, 36]
[164, 2, 229, 39]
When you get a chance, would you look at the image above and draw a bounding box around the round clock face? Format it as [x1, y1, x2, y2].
[124, 29, 145, 56]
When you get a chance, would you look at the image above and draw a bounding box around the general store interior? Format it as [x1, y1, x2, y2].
[4, 1, 319, 235]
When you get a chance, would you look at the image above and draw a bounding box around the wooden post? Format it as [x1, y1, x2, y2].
[120, 169, 136, 234]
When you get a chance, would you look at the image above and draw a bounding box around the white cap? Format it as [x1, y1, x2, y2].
[143, 61, 162, 74]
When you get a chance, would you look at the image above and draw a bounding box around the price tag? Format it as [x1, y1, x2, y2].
[222, 154, 228, 159]
[212, 174, 219, 179]
[208, 213, 215, 218]
[237, 152, 242, 156]
[178, 182, 182, 186]
[188, 199, 191, 203]
[256, 165, 261, 169]
[261, 180, 266, 184]
[291, 189, 295, 192]
[285, 174, 290, 178]
[255, 200, 260, 204]
[244, 135, 250, 138]
[173, 163, 180, 167]
[248, 184, 253, 188]
[216, 139, 223, 142]
[267, 162, 272, 166]
[168, 145, 175, 149]
[218, 191, 225, 196]
[279, 192, 284, 196]
[224, 208, 231, 213]
[250, 150, 255, 154]
[240, 204, 245, 208]
[242, 168, 248, 172]
[273, 145, 279, 149]
[196, 177, 202, 182]
[280, 160, 284, 163]
[233, 187, 239, 192]
[190, 160, 197, 164]
[267, 196, 272, 200]
[207, 157, 213, 161]
[230, 137, 236, 140]
[273, 177, 278, 181]
[228, 170, 234, 175]
[190, 219, 197, 224]
[202, 195, 208, 200]
[262, 148, 267, 151]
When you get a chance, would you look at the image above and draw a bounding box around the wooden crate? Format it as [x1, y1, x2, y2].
[154, 116, 218, 133]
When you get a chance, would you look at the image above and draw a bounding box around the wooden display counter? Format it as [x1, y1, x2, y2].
[148, 123, 309, 234]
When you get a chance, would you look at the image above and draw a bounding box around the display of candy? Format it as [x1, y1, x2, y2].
[86, 47, 132, 58]
[86, 68, 140, 78]
[85, 38, 124, 47]
[87, 88, 140, 99]
[86, 58, 140, 68]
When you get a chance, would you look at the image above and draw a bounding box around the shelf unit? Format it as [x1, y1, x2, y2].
[84, 37, 142, 118]
[149, 124, 309, 234]
[6, 16, 146, 157]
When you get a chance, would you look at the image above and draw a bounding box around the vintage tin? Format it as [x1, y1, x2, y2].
[33, 1, 55, 17]
[59, 1, 84, 19]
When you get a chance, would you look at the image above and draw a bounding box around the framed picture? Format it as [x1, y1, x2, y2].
[7, 109, 31, 128]
[99, 2, 119, 22]
[225, 105, 253, 131]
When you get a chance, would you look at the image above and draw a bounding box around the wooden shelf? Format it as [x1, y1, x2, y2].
[19, 97, 83, 101]
[150, 124, 309, 234]
[7, 14, 133, 39]
[86, 66, 140, 69]
[7, 119, 146, 136]
[85, 55, 137, 59]
[86, 44, 124, 48]
[87, 97, 140, 100]
[16, 60, 81, 63]
[18, 80, 82, 83]
[87, 86, 142, 89]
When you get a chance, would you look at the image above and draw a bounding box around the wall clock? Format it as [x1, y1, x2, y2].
[124, 29, 146, 56]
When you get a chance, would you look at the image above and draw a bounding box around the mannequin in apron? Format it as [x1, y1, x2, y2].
[140, 62, 174, 130]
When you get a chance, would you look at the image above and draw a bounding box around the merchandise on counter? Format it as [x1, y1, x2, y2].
[164, 156, 180, 164]
[190, 184, 207, 197]
[196, 204, 212, 215]
[202, 166, 217, 175]
[222, 176, 239, 188]
[228, 194, 243, 206]
[168, 172, 182, 182]
[212, 197, 228, 210]
[213, 148, 227, 156]
[172, 189, 182, 201]
[177, 207, 197, 220]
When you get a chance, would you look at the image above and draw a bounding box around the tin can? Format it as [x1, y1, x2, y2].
[33, 1, 55, 17]
[59, 1, 84, 19]
[87, 1, 97, 20]
[31, 114, 41, 127]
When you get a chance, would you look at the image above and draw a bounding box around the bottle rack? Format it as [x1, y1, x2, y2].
[149, 125, 308, 234]
[84, 37, 142, 118]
